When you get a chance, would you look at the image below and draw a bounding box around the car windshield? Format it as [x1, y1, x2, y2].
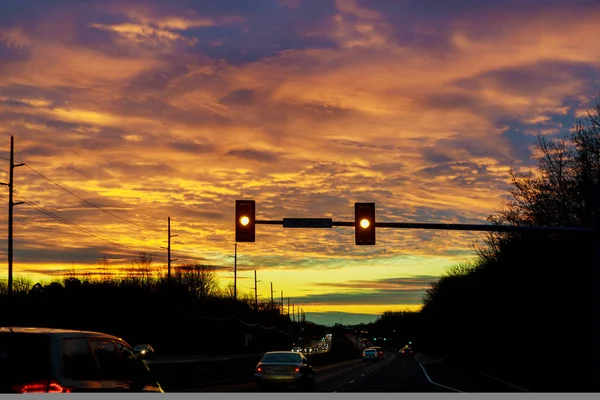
[261, 353, 301, 363]
[365, 350, 377, 353]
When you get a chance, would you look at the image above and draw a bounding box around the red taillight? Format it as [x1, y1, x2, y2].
[294, 367, 300, 372]
[257, 367, 263, 372]
[13, 380, 71, 393]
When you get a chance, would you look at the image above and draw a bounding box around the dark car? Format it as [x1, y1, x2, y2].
[254, 351, 316, 391]
[400, 346, 414, 357]
[0, 327, 163, 393]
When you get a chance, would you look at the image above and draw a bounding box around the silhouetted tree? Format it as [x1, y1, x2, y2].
[418, 96, 600, 391]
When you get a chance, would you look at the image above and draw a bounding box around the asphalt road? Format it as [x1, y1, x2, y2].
[169, 350, 455, 392]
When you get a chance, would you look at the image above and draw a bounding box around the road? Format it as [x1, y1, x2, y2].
[167, 350, 455, 392]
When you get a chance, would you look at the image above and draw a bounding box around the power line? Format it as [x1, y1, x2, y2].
[3, 158, 205, 257]
[21, 162, 204, 252]
[22, 163, 159, 233]
[11, 190, 167, 260]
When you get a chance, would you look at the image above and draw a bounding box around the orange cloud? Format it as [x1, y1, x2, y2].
[0, 1, 599, 315]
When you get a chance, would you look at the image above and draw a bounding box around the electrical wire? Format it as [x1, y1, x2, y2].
[12, 191, 166, 261]
[1, 158, 213, 260]
[22, 163, 160, 233]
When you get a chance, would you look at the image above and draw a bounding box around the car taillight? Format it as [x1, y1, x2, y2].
[13, 379, 71, 393]
[257, 367, 263, 372]
[294, 367, 300, 372]
[362, 352, 366, 356]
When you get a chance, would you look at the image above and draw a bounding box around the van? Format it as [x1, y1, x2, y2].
[0, 327, 163, 393]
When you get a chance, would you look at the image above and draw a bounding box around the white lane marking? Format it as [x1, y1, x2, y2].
[420, 360, 443, 365]
[348, 380, 355, 384]
[480, 372, 530, 392]
[416, 358, 463, 393]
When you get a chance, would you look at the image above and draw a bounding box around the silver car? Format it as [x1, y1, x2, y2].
[362, 348, 381, 362]
[254, 351, 316, 391]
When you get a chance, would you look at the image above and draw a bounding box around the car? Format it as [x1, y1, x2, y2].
[291, 346, 302, 353]
[362, 348, 381, 362]
[0, 327, 163, 393]
[133, 344, 155, 358]
[369, 346, 384, 358]
[400, 346, 414, 357]
[254, 351, 316, 391]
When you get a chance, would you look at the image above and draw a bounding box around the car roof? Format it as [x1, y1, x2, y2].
[0, 327, 124, 341]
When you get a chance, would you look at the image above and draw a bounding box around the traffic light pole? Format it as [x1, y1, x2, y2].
[256, 219, 593, 234]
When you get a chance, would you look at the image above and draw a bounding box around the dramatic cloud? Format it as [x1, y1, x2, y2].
[0, 0, 599, 321]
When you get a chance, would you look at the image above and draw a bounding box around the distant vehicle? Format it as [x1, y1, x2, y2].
[291, 347, 302, 353]
[400, 346, 414, 357]
[254, 351, 316, 391]
[362, 348, 381, 362]
[133, 344, 155, 358]
[368, 346, 384, 358]
[0, 327, 163, 393]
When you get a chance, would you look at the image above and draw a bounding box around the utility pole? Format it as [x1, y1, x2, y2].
[287, 297, 290, 317]
[234, 243, 237, 301]
[1, 135, 24, 296]
[281, 290, 284, 315]
[253, 270, 259, 311]
[167, 217, 178, 284]
[292, 304, 295, 322]
[270, 282, 274, 310]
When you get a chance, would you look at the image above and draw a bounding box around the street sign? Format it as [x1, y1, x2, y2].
[283, 218, 333, 228]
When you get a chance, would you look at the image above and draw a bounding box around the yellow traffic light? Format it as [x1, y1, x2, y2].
[236, 200, 255, 242]
[355, 202, 375, 245]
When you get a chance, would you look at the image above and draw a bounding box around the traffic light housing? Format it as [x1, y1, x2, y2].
[235, 200, 255, 242]
[355, 202, 375, 245]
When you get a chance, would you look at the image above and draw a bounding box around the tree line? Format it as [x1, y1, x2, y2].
[0, 256, 312, 355]
[367, 97, 600, 392]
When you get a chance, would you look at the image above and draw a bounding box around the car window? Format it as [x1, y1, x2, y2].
[115, 342, 152, 382]
[0, 333, 51, 389]
[261, 353, 301, 363]
[61, 338, 100, 381]
[90, 340, 121, 380]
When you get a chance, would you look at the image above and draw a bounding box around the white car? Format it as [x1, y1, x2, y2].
[362, 348, 381, 362]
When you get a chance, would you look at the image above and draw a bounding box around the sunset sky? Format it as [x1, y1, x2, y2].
[1, 0, 600, 326]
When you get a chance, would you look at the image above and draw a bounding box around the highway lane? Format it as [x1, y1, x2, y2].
[169, 350, 455, 392]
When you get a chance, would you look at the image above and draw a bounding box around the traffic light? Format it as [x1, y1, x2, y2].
[355, 202, 375, 245]
[235, 200, 255, 242]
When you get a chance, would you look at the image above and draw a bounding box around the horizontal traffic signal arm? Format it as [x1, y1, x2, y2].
[255, 220, 593, 234]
